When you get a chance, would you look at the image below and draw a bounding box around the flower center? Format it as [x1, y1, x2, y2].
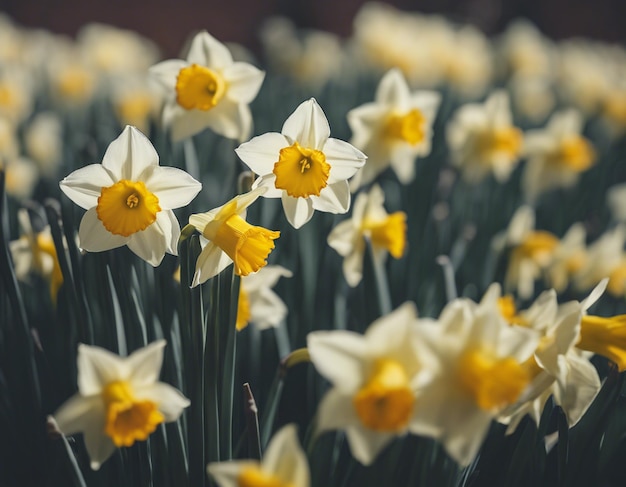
[514, 230, 559, 264]
[96, 180, 161, 237]
[457, 349, 529, 411]
[476, 126, 523, 161]
[548, 136, 596, 172]
[102, 380, 164, 447]
[236, 287, 251, 331]
[361, 212, 407, 258]
[175, 64, 226, 111]
[384, 109, 426, 145]
[353, 358, 415, 432]
[204, 211, 280, 277]
[57, 67, 94, 101]
[578, 314, 626, 372]
[273, 142, 330, 198]
[115, 93, 154, 126]
[238, 466, 292, 487]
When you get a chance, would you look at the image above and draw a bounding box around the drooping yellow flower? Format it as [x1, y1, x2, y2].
[54, 341, 190, 470]
[59, 125, 202, 266]
[188, 188, 280, 286]
[578, 314, 626, 371]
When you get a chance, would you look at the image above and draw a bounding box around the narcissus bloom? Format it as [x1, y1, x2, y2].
[149, 31, 265, 142]
[235, 98, 366, 228]
[54, 341, 190, 470]
[208, 424, 309, 487]
[236, 265, 292, 331]
[447, 90, 523, 183]
[308, 303, 432, 465]
[347, 69, 440, 189]
[327, 184, 406, 286]
[59, 126, 202, 266]
[188, 187, 280, 286]
[522, 109, 596, 202]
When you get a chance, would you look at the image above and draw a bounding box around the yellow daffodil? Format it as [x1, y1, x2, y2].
[54, 340, 190, 470]
[308, 303, 431, 465]
[447, 90, 523, 183]
[188, 187, 280, 286]
[59, 125, 202, 266]
[412, 292, 539, 465]
[327, 184, 406, 287]
[347, 69, 440, 189]
[149, 31, 265, 142]
[235, 98, 366, 228]
[236, 265, 292, 331]
[208, 424, 309, 487]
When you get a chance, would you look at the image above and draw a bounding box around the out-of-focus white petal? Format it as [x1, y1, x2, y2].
[208, 461, 258, 487]
[54, 395, 103, 436]
[323, 138, 366, 183]
[282, 98, 330, 150]
[101, 125, 159, 181]
[262, 424, 310, 487]
[59, 164, 115, 210]
[84, 417, 116, 471]
[135, 382, 190, 422]
[312, 181, 350, 214]
[315, 388, 362, 433]
[307, 330, 368, 393]
[148, 59, 187, 91]
[187, 31, 233, 69]
[281, 194, 314, 229]
[77, 343, 126, 395]
[345, 426, 395, 466]
[375, 68, 410, 107]
[235, 132, 286, 176]
[126, 340, 165, 386]
[223, 62, 265, 104]
[327, 219, 357, 257]
[556, 352, 600, 426]
[141, 166, 202, 209]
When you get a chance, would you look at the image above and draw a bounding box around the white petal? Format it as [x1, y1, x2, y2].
[316, 388, 362, 432]
[165, 103, 212, 142]
[389, 147, 417, 184]
[192, 242, 233, 286]
[141, 166, 202, 209]
[343, 243, 365, 287]
[281, 194, 314, 229]
[84, 418, 116, 470]
[248, 287, 288, 329]
[101, 126, 159, 182]
[311, 181, 350, 214]
[323, 138, 366, 184]
[235, 132, 286, 176]
[187, 31, 233, 69]
[208, 461, 258, 487]
[60, 164, 115, 210]
[223, 62, 265, 104]
[262, 424, 310, 486]
[54, 394, 103, 436]
[126, 340, 166, 387]
[327, 219, 358, 257]
[126, 218, 170, 266]
[135, 382, 190, 422]
[243, 265, 292, 291]
[77, 343, 126, 395]
[148, 59, 187, 91]
[282, 98, 330, 150]
[200, 99, 252, 142]
[251, 173, 284, 198]
[555, 352, 601, 427]
[345, 426, 395, 466]
[307, 330, 367, 393]
[161, 210, 182, 255]
[376, 68, 411, 107]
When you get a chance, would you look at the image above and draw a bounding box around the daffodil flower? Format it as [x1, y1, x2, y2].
[59, 125, 202, 266]
[307, 303, 432, 465]
[235, 98, 366, 229]
[208, 424, 309, 487]
[54, 341, 190, 470]
[188, 187, 280, 286]
[522, 109, 596, 202]
[327, 184, 406, 286]
[236, 265, 292, 331]
[149, 31, 265, 142]
[412, 292, 539, 465]
[447, 90, 523, 183]
[347, 69, 440, 189]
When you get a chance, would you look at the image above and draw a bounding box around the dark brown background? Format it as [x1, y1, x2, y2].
[1, 0, 625, 58]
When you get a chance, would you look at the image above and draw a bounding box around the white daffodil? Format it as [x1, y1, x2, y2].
[493, 205, 559, 300]
[235, 98, 366, 229]
[327, 184, 406, 287]
[2, 156, 39, 200]
[149, 31, 265, 142]
[412, 291, 539, 466]
[347, 69, 440, 189]
[9, 209, 63, 303]
[447, 90, 523, 183]
[236, 265, 292, 331]
[545, 223, 588, 293]
[0, 64, 34, 123]
[59, 125, 202, 266]
[495, 284, 601, 433]
[522, 109, 596, 203]
[308, 303, 434, 465]
[208, 424, 309, 487]
[54, 340, 190, 470]
[188, 187, 280, 286]
[110, 74, 161, 134]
